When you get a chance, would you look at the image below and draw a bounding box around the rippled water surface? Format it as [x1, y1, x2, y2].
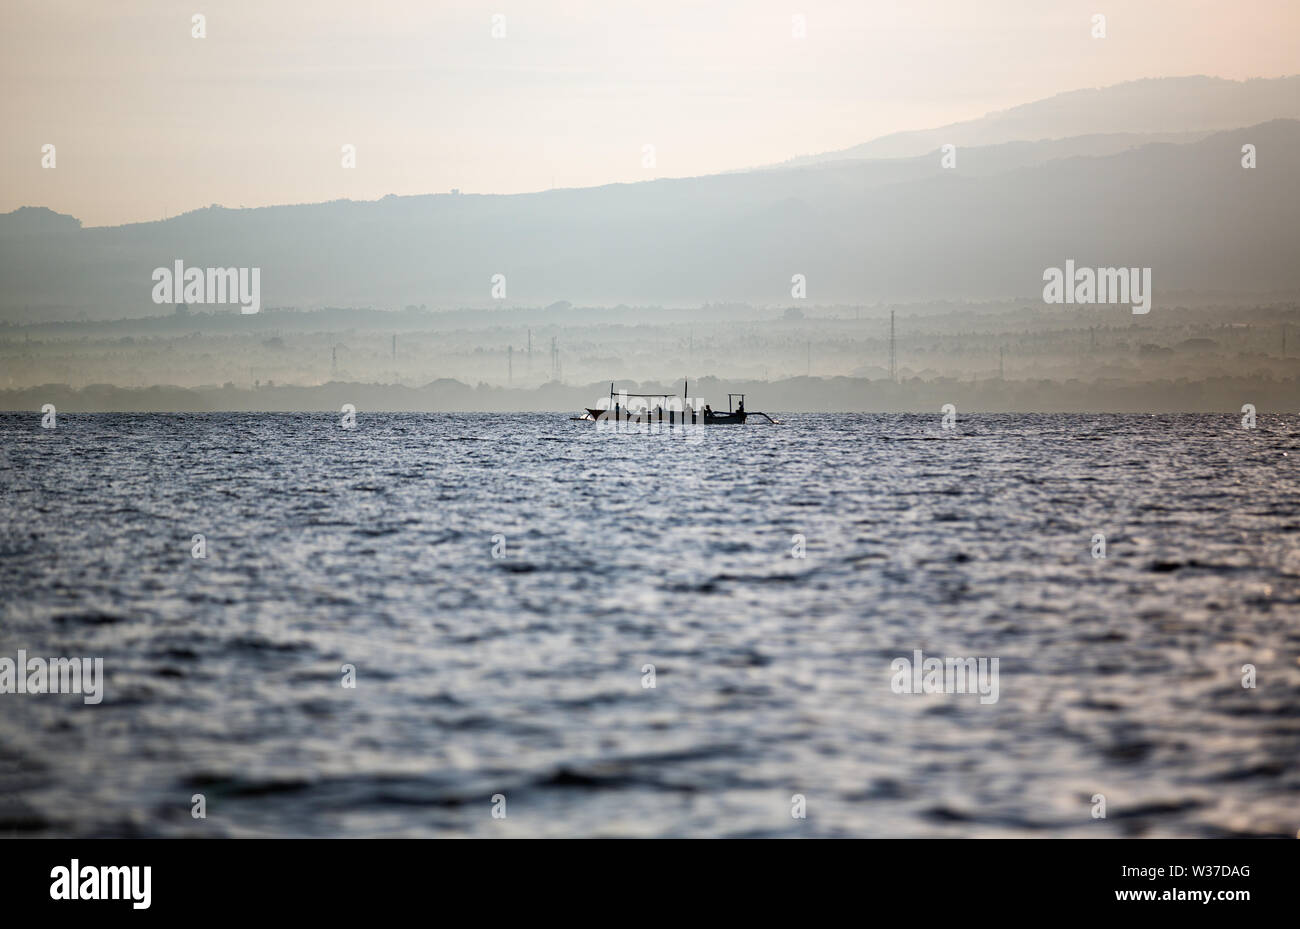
[1, 412, 1298, 837]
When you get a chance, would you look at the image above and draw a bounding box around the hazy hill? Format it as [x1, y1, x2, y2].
[2, 120, 1297, 321]
[770, 75, 1300, 165]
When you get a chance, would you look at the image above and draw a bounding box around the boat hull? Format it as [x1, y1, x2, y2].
[583, 408, 745, 424]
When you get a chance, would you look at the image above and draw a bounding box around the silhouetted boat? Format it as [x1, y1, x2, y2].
[578, 383, 777, 424]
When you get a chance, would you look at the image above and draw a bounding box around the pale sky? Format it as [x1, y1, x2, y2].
[3, 0, 1297, 227]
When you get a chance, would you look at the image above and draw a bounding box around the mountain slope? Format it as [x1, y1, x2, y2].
[1, 121, 1296, 320]
[771, 75, 1300, 166]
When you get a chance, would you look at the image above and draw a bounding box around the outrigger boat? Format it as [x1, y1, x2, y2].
[577, 381, 778, 425]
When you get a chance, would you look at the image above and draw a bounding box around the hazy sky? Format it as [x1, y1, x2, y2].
[3, 0, 1297, 227]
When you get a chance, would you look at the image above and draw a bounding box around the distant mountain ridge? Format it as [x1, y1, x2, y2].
[764, 75, 1300, 167]
[3, 76, 1298, 322]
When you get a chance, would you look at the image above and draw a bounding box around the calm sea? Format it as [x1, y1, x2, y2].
[1, 412, 1297, 837]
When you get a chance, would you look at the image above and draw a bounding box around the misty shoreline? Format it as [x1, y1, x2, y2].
[6, 374, 1300, 414]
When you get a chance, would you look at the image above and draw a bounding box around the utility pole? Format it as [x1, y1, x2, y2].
[889, 310, 896, 382]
